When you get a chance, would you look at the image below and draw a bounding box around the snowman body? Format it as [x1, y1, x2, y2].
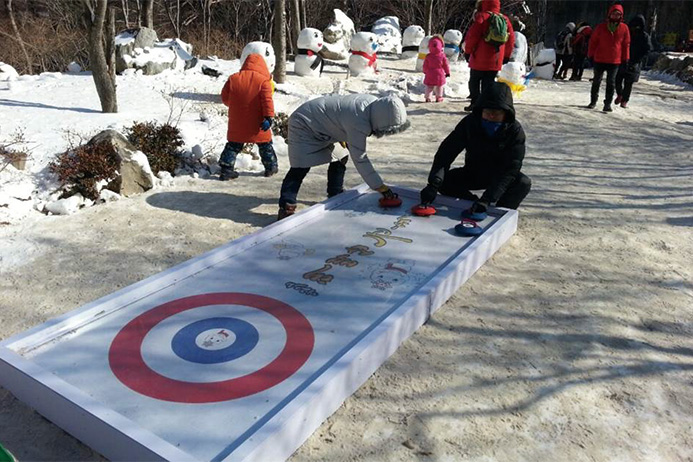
[402, 25, 425, 58]
[295, 28, 324, 77]
[443, 29, 463, 62]
[240, 41, 276, 73]
[348, 32, 379, 76]
[415, 36, 432, 72]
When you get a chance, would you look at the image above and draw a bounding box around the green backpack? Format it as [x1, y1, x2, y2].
[484, 12, 509, 49]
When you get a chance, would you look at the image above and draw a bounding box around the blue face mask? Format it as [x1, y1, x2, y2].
[481, 118, 504, 137]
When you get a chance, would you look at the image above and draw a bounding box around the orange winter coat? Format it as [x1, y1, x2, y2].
[221, 54, 275, 144]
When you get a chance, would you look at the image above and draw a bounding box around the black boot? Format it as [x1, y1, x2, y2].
[277, 203, 297, 221]
[219, 166, 239, 180]
[264, 165, 279, 177]
[602, 104, 613, 112]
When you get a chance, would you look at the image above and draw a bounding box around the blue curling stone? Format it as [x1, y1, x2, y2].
[455, 219, 483, 236]
[461, 209, 488, 221]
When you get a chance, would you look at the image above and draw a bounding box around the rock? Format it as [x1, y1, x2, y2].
[651, 53, 693, 85]
[66, 61, 82, 73]
[321, 9, 355, 61]
[88, 130, 155, 197]
[116, 29, 195, 75]
[99, 189, 121, 202]
[115, 28, 158, 74]
[372, 16, 401, 54]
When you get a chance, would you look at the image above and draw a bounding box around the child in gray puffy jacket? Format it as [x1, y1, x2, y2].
[277, 94, 410, 220]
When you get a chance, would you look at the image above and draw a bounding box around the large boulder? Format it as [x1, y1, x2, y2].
[321, 9, 355, 60]
[88, 130, 155, 197]
[372, 16, 401, 54]
[651, 53, 693, 85]
[116, 28, 195, 75]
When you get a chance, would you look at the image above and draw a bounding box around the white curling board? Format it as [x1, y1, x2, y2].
[0, 185, 517, 461]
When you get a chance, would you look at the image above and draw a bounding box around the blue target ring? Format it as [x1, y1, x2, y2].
[171, 317, 259, 364]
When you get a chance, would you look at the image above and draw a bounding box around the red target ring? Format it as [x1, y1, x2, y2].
[109, 293, 314, 403]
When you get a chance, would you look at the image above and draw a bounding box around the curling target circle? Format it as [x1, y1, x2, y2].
[108, 293, 314, 403]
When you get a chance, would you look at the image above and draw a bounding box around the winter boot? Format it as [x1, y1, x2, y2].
[602, 104, 613, 113]
[277, 203, 297, 221]
[219, 166, 239, 180]
[425, 97, 431, 103]
[620, 100, 628, 108]
[436, 97, 444, 103]
[586, 102, 597, 109]
[614, 95, 622, 105]
[264, 165, 279, 177]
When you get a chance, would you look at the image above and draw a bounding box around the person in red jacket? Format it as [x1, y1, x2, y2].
[219, 53, 277, 180]
[569, 23, 592, 81]
[586, 3, 631, 112]
[463, 0, 515, 112]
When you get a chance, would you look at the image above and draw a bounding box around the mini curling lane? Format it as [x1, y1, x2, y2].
[0, 184, 517, 462]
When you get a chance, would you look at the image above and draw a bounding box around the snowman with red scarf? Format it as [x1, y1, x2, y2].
[348, 32, 379, 76]
[295, 28, 325, 77]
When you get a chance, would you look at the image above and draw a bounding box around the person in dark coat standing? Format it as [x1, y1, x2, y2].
[587, 3, 631, 112]
[569, 23, 592, 81]
[419, 81, 531, 213]
[615, 14, 652, 108]
[463, 0, 515, 112]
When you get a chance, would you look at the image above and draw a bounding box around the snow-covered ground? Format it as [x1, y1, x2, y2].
[1, 55, 692, 461]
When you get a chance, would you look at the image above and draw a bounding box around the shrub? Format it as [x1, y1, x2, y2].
[272, 112, 289, 139]
[49, 141, 119, 201]
[125, 122, 184, 174]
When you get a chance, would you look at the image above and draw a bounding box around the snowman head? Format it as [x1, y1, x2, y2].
[403, 25, 425, 46]
[241, 41, 276, 73]
[418, 36, 432, 53]
[351, 32, 378, 53]
[444, 29, 463, 46]
[298, 28, 324, 52]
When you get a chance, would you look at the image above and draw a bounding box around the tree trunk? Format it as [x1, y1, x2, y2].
[143, 0, 154, 29]
[120, 0, 130, 28]
[272, 0, 287, 83]
[6, 0, 33, 74]
[290, 0, 300, 54]
[299, 0, 306, 29]
[86, 0, 118, 113]
[425, 0, 434, 35]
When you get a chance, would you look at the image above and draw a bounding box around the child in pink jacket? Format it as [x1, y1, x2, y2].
[423, 35, 450, 102]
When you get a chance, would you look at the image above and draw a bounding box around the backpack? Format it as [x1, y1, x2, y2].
[555, 30, 569, 50]
[484, 12, 509, 49]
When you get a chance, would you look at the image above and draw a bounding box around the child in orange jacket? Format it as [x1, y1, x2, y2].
[219, 53, 277, 180]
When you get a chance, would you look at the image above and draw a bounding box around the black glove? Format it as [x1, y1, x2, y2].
[469, 200, 489, 214]
[463, 53, 471, 62]
[260, 117, 273, 131]
[420, 184, 438, 205]
[445, 74, 450, 78]
[381, 187, 398, 200]
[502, 57, 509, 65]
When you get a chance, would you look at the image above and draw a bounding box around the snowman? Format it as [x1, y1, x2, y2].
[295, 28, 324, 77]
[240, 41, 276, 73]
[348, 31, 379, 77]
[401, 25, 425, 58]
[415, 35, 432, 72]
[443, 29, 463, 62]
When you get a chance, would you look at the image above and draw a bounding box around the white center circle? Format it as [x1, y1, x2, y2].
[195, 328, 237, 350]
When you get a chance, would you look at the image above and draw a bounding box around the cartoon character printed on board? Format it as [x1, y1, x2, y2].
[201, 329, 231, 348]
[274, 240, 316, 260]
[367, 259, 424, 291]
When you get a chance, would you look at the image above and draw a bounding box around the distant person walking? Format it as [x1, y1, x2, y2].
[569, 23, 592, 81]
[463, 0, 515, 112]
[615, 14, 652, 108]
[554, 22, 576, 79]
[586, 3, 631, 112]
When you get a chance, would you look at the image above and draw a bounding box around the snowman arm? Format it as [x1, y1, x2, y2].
[346, 132, 383, 190]
[221, 78, 232, 107]
[260, 80, 275, 117]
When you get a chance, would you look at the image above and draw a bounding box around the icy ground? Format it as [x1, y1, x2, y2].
[1, 57, 692, 461]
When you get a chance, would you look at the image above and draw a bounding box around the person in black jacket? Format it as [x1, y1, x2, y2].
[615, 14, 652, 108]
[419, 81, 531, 213]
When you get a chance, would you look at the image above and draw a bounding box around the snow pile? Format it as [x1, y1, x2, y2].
[372, 16, 402, 54]
[0, 62, 19, 81]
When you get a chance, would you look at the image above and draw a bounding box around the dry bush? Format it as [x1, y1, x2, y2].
[272, 112, 289, 139]
[49, 141, 119, 201]
[125, 121, 184, 175]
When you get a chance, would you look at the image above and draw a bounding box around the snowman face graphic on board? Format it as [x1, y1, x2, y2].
[369, 260, 414, 291]
[273, 240, 315, 260]
[200, 329, 234, 350]
[241, 41, 276, 73]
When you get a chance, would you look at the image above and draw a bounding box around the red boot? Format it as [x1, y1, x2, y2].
[614, 95, 622, 105]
